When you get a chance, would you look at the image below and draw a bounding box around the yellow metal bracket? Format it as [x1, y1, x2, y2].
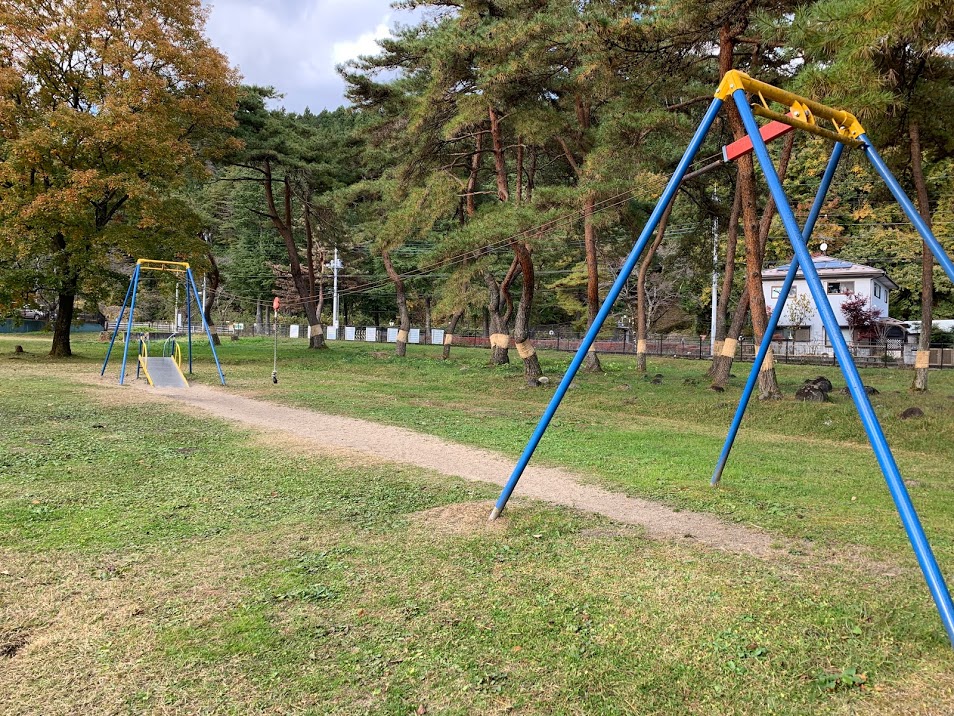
[714, 70, 865, 147]
[137, 258, 191, 274]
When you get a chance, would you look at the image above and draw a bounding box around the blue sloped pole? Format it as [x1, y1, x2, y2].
[101, 275, 135, 376]
[118, 264, 142, 385]
[489, 97, 725, 520]
[711, 142, 845, 486]
[187, 268, 226, 385]
[862, 139, 954, 284]
[186, 273, 193, 374]
[734, 89, 954, 646]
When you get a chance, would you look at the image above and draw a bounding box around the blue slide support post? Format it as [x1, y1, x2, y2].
[118, 264, 142, 385]
[489, 97, 725, 520]
[733, 89, 954, 646]
[710, 142, 845, 486]
[186, 271, 194, 374]
[186, 268, 226, 385]
[100, 275, 135, 376]
[862, 139, 954, 285]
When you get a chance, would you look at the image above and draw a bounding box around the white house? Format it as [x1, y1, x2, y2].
[761, 255, 898, 352]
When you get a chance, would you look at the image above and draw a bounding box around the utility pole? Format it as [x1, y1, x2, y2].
[329, 247, 343, 330]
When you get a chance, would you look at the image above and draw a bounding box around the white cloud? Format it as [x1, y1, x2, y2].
[201, 0, 399, 111]
[331, 22, 392, 65]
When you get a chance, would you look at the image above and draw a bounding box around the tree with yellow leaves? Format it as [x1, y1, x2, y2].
[0, 0, 238, 356]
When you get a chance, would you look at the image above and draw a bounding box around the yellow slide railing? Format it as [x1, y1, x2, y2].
[137, 338, 154, 386]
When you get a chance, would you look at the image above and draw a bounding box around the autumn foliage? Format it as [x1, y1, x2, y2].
[0, 0, 239, 355]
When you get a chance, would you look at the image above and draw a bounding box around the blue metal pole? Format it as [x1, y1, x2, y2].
[186, 272, 193, 374]
[187, 268, 226, 385]
[734, 90, 954, 646]
[711, 142, 845, 486]
[489, 97, 725, 520]
[862, 138, 954, 285]
[118, 265, 142, 385]
[100, 275, 134, 376]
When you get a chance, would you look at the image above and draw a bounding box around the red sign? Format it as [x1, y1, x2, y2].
[272, 297, 280, 311]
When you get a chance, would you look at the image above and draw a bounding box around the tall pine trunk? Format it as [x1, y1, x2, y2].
[582, 195, 603, 372]
[636, 198, 675, 372]
[910, 121, 933, 391]
[484, 270, 511, 365]
[709, 179, 743, 376]
[715, 26, 781, 399]
[304, 206, 327, 349]
[262, 161, 325, 349]
[512, 241, 543, 386]
[424, 297, 432, 340]
[382, 250, 410, 357]
[442, 308, 465, 360]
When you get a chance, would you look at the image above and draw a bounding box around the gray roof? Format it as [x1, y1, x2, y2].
[761, 255, 898, 290]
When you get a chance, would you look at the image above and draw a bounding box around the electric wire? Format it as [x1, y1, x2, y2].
[209, 152, 954, 310]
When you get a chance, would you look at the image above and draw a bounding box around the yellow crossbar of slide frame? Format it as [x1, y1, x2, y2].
[137, 258, 191, 273]
[714, 70, 865, 148]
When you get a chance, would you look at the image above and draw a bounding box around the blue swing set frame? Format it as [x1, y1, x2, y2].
[100, 259, 226, 386]
[490, 71, 954, 646]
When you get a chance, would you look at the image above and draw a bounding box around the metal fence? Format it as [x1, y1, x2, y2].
[107, 319, 954, 369]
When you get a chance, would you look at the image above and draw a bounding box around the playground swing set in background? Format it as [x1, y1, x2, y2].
[101, 259, 226, 388]
[490, 70, 954, 647]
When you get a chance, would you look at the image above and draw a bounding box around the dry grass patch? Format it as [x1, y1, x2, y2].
[843, 665, 954, 715]
[408, 500, 509, 537]
[0, 525, 346, 716]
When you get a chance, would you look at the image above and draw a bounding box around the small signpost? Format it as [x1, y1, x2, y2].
[272, 297, 279, 384]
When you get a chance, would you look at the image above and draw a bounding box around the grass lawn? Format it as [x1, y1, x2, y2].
[2, 333, 953, 714]
[185, 335, 954, 564]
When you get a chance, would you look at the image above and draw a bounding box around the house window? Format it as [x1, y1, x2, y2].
[770, 285, 796, 300]
[793, 326, 811, 341]
[874, 283, 882, 299]
[823, 327, 852, 346]
[827, 280, 854, 295]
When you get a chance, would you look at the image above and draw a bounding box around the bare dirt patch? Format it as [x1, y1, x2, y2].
[0, 630, 29, 659]
[409, 501, 509, 537]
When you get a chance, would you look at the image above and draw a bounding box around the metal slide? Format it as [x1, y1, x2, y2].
[142, 356, 189, 389]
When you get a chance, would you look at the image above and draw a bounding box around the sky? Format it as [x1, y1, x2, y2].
[202, 0, 403, 113]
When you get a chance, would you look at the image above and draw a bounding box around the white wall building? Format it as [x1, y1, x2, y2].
[761, 255, 898, 354]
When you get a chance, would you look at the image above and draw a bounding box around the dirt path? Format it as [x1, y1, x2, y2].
[113, 382, 793, 559]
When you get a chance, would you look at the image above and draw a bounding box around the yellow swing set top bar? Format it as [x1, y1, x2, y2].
[137, 258, 191, 273]
[715, 70, 865, 149]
